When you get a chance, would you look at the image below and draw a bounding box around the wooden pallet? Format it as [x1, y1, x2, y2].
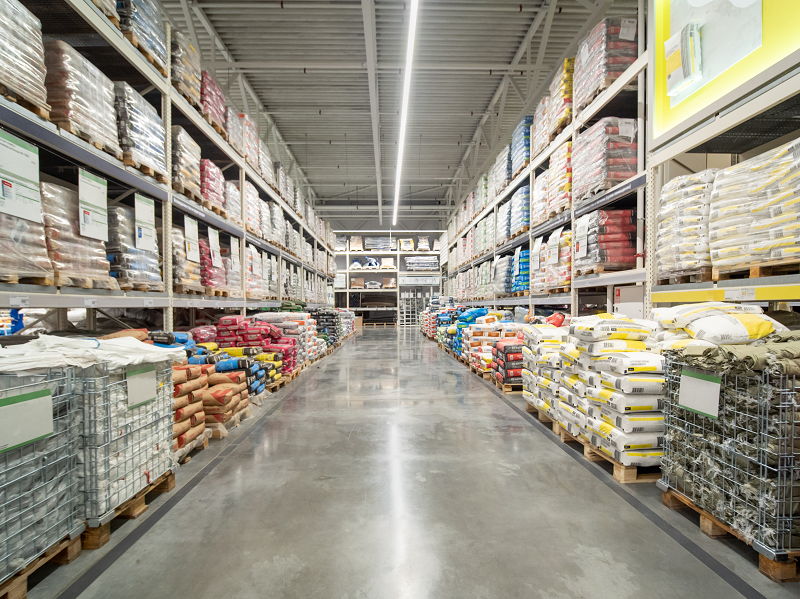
[562, 425, 660, 484]
[657, 267, 713, 286]
[89, 0, 121, 29]
[203, 200, 228, 219]
[546, 204, 569, 220]
[122, 152, 169, 184]
[0, 84, 49, 121]
[662, 489, 800, 582]
[172, 81, 200, 109]
[204, 286, 229, 297]
[577, 264, 632, 277]
[19, 273, 117, 290]
[178, 435, 209, 465]
[494, 378, 522, 395]
[0, 274, 54, 286]
[123, 31, 168, 77]
[712, 258, 800, 282]
[362, 322, 397, 328]
[511, 290, 529, 297]
[81, 471, 175, 550]
[508, 226, 529, 241]
[545, 286, 570, 295]
[0, 534, 82, 599]
[512, 161, 530, 180]
[576, 77, 638, 113]
[174, 284, 204, 295]
[201, 111, 227, 139]
[54, 121, 122, 160]
[549, 118, 572, 142]
[172, 181, 203, 205]
[266, 376, 289, 393]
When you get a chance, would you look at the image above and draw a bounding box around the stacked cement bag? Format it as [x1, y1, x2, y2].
[493, 337, 524, 385]
[531, 169, 549, 226]
[172, 363, 210, 458]
[240, 113, 259, 170]
[532, 95, 550, 158]
[115, 82, 166, 175]
[462, 313, 499, 373]
[522, 323, 569, 420]
[569, 314, 665, 466]
[171, 30, 200, 105]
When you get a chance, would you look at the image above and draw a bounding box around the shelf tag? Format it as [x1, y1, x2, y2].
[10, 296, 29, 308]
[184, 217, 200, 263]
[208, 228, 222, 268]
[78, 170, 108, 241]
[0, 130, 41, 223]
[134, 195, 156, 252]
[84, 298, 98, 308]
[143, 299, 154, 308]
[678, 368, 720, 419]
[619, 18, 637, 42]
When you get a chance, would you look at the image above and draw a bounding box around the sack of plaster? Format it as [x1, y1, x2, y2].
[600, 406, 665, 433]
[587, 386, 664, 412]
[685, 313, 787, 345]
[576, 339, 650, 355]
[570, 316, 652, 341]
[654, 302, 765, 330]
[608, 352, 664, 374]
[600, 372, 665, 394]
[576, 353, 614, 372]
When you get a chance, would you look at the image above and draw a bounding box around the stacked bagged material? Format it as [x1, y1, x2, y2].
[0, 208, 53, 284]
[476, 261, 491, 297]
[489, 145, 512, 201]
[171, 30, 201, 106]
[44, 40, 120, 155]
[107, 205, 163, 291]
[238, 180, 260, 234]
[491, 255, 514, 296]
[0, 0, 49, 113]
[365, 236, 391, 250]
[259, 139, 274, 185]
[569, 314, 664, 466]
[707, 139, 800, 269]
[198, 360, 249, 431]
[239, 113, 258, 170]
[532, 96, 550, 158]
[656, 169, 715, 278]
[574, 17, 639, 112]
[199, 237, 225, 290]
[224, 181, 242, 225]
[78, 359, 173, 520]
[461, 312, 497, 372]
[200, 159, 225, 210]
[531, 170, 549, 225]
[455, 308, 487, 359]
[117, 0, 167, 73]
[548, 141, 572, 215]
[418, 236, 430, 251]
[510, 185, 530, 234]
[511, 116, 533, 175]
[545, 228, 572, 291]
[220, 247, 242, 295]
[335, 235, 348, 252]
[521, 323, 569, 421]
[572, 117, 638, 205]
[260, 200, 273, 240]
[172, 363, 209, 459]
[549, 58, 574, 136]
[200, 71, 225, 131]
[496, 201, 511, 245]
[41, 183, 118, 290]
[574, 209, 636, 274]
[476, 212, 494, 256]
[225, 106, 243, 155]
[512, 249, 530, 292]
[171, 227, 203, 293]
[531, 239, 548, 293]
[114, 82, 166, 176]
[245, 245, 262, 297]
[404, 256, 439, 271]
[172, 126, 201, 199]
[493, 333, 525, 385]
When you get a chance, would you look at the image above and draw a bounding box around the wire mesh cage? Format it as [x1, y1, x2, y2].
[662, 356, 800, 555]
[77, 361, 173, 521]
[0, 367, 81, 585]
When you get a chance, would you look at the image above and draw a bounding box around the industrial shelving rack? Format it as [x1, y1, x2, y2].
[0, 0, 335, 331]
[443, 1, 647, 317]
[333, 230, 442, 326]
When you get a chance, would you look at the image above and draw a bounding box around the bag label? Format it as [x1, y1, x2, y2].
[0, 389, 53, 453]
[679, 368, 720, 419]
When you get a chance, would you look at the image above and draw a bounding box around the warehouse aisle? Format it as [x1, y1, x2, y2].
[42, 330, 795, 599]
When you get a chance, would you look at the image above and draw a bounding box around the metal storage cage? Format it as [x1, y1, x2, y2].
[0, 367, 82, 584]
[661, 357, 799, 558]
[76, 361, 173, 524]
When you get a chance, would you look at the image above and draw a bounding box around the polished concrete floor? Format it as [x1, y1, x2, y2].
[32, 329, 799, 599]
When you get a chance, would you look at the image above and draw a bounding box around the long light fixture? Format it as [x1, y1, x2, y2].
[392, 0, 420, 226]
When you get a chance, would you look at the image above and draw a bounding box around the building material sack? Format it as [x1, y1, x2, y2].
[570, 316, 652, 341]
[200, 386, 234, 406]
[608, 352, 664, 374]
[173, 374, 208, 397]
[599, 372, 665, 395]
[600, 406, 664, 433]
[586, 387, 664, 412]
[576, 339, 649, 355]
[655, 302, 765, 330]
[685, 313, 787, 345]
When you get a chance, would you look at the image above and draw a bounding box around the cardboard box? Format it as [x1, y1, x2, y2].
[351, 277, 364, 289]
[383, 277, 396, 289]
[355, 316, 363, 329]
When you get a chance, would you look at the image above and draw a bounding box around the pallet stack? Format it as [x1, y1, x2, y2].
[172, 363, 211, 462]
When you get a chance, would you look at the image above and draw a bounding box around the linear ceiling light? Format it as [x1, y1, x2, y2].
[392, 0, 420, 226]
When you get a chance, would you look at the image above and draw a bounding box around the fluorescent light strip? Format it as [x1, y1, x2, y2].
[392, 0, 420, 226]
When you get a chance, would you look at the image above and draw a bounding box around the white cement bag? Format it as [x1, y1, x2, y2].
[608, 352, 665, 374]
[577, 353, 614, 372]
[600, 406, 665, 433]
[600, 372, 665, 394]
[560, 373, 586, 396]
[587, 387, 664, 412]
[576, 339, 649, 355]
[657, 338, 718, 351]
[536, 375, 560, 395]
[685, 313, 787, 345]
[558, 400, 587, 428]
[570, 318, 652, 341]
[587, 419, 662, 453]
[522, 324, 568, 344]
[577, 369, 601, 387]
[656, 302, 764, 330]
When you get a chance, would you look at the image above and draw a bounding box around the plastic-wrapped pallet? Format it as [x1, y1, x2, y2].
[573, 117, 637, 205]
[532, 95, 550, 158]
[574, 17, 639, 112]
[171, 227, 203, 293]
[239, 113, 258, 170]
[40, 183, 117, 290]
[117, 0, 167, 73]
[656, 169, 716, 278]
[549, 57, 574, 137]
[489, 145, 512, 201]
[107, 206, 163, 291]
[496, 201, 511, 246]
[708, 139, 800, 269]
[512, 249, 530, 292]
[224, 181, 242, 225]
[268, 254, 279, 297]
[522, 324, 569, 419]
[237, 180, 260, 235]
[78, 359, 173, 520]
[199, 237, 225, 290]
[509, 185, 530, 235]
[245, 245, 262, 297]
[531, 238, 548, 294]
[511, 116, 533, 175]
[270, 202, 285, 246]
[171, 30, 200, 106]
[44, 40, 120, 156]
[200, 159, 225, 211]
[114, 82, 166, 176]
[259, 139, 274, 185]
[545, 228, 572, 291]
[548, 141, 572, 216]
[0, 0, 49, 114]
[0, 366, 81, 584]
[277, 165, 287, 200]
[225, 106, 243, 156]
[0, 207, 54, 284]
[531, 170, 548, 226]
[259, 200, 273, 241]
[574, 209, 637, 275]
[172, 126, 201, 200]
[491, 255, 514, 296]
[200, 71, 225, 131]
[220, 245, 242, 295]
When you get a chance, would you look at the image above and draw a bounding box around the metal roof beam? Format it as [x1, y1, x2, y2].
[361, 0, 383, 224]
[210, 61, 570, 72]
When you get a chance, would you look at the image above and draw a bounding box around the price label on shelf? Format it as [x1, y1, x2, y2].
[575, 215, 590, 259]
[619, 18, 637, 42]
[84, 298, 98, 308]
[184, 217, 200, 263]
[0, 130, 41, 223]
[231, 237, 240, 265]
[134, 194, 156, 252]
[10, 296, 29, 308]
[143, 299, 154, 308]
[208, 228, 222, 268]
[78, 170, 108, 241]
[531, 237, 542, 271]
[723, 288, 756, 301]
